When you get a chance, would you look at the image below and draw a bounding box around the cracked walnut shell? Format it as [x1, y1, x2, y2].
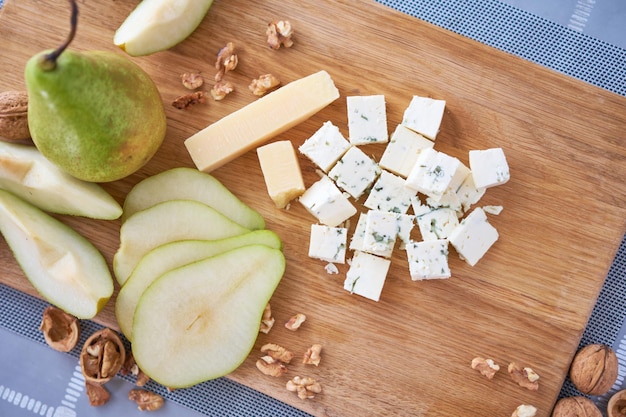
[39, 306, 80, 352]
[551, 396, 602, 417]
[79, 328, 126, 384]
[608, 389, 626, 417]
[569, 344, 619, 396]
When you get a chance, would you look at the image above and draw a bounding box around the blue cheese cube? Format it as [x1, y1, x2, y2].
[364, 170, 416, 214]
[405, 148, 460, 202]
[396, 213, 415, 249]
[379, 124, 434, 178]
[406, 239, 451, 280]
[449, 207, 499, 266]
[456, 171, 486, 213]
[426, 189, 462, 214]
[347, 95, 388, 145]
[298, 121, 351, 172]
[362, 210, 399, 258]
[308, 224, 348, 263]
[401, 96, 446, 140]
[415, 207, 459, 241]
[328, 146, 381, 199]
[343, 251, 391, 302]
[469, 148, 510, 188]
[299, 175, 357, 227]
[349, 212, 368, 251]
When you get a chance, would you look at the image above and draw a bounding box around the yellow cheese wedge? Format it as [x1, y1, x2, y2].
[184, 70, 340, 172]
[257, 140, 305, 208]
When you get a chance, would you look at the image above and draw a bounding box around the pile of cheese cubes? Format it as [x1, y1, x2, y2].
[291, 95, 508, 302]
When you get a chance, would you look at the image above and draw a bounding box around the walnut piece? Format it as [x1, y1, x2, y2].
[256, 355, 288, 377]
[511, 404, 536, 417]
[284, 313, 306, 331]
[249, 74, 281, 97]
[569, 343, 619, 396]
[0, 90, 30, 141]
[261, 343, 294, 364]
[121, 352, 150, 386]
[39, 306, 80, 352]
[471, 357, 500, 380]
[79, 328, 126, 384]
[85, 381, 110, 407]
[266, 20, 294, 49]
[508, 362, 539, 391]
[181, 71, 204, 89]
[214, 42, 238, 82]
[259, 303, 275, 334]
[210, 81, 234, 101]
[172, 91, 207, 109]
[552, 396, 602, 417]
[128, 389, 165, 411]
[303, 344, 322, 366]
[286, 376, 322, 400]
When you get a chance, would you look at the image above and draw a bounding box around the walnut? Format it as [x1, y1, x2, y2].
[79, 328, 126, 385]
[508, 362, 539, 391]
[608, 389, 626, 417]
[214, 42, 238, 82]
[256, 355, 288, 377]
[121, 352, 150, 386]
[39, 306, 80, 352]
[249, 74, 280, 96]
[284, 313, 306, 331]
[0, 91, 30, 141]
[302, 344, 322, 366]
[569, 343, 619, 396]
[210, 81, 234, 101]
[286, 376, 322, 400]
[471, 357, 500, 380]
[266, 20, 294, 49]
[511, 404, 536, 417]
[260, 343, 294, 363]
[172, 91, 207, 109]
[259, 303, 275, 334]
[181, 71, 204, 89]
[552, 396, 602, 417]
[85, 381, 110, 407]
[128, 389, 165, 411]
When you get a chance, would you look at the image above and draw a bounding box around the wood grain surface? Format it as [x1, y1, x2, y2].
[1, 0, 625, 416]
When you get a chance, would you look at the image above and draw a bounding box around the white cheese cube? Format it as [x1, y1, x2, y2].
[448, 161, 470, 193]
[298, 121, 350, 172]
[469, 148, 510, 188]
[299, 175, 357, 226]
[406, 239, 451, 280]
[401, 96, 446, 140]
[257, 140, 305, 208]
[328, 146, 381, 199]
[405, 148, 460, 202]
[364, 170, 416, 214]
[456, 171, 486, 213]
[308, 224, 348, 263]
[346, 95, 388, 145]
[349, 212, 368, 251]
[396, 213, 415, 249]
[379, 124, 434, 178]
[415, 207, 459, 241]
[343, 251, 391, 302]
[449, 207, 499, 266]
[362, 210, 399, 258]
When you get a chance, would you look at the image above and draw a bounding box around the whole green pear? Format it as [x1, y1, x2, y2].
[24, 0, 167, 182]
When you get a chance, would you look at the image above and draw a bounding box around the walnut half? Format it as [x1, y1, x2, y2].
[39, 306, 80, 352]
[508, 362, 539, 391]
[128, 389, 165, 411]
[286, 376, 322, 400]
[79, 328, 126, 385]
[471, 357, 500, 380]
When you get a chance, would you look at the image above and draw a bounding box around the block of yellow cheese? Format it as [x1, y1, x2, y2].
[257, 140, 305, 208]
[185, 70, 340, 172]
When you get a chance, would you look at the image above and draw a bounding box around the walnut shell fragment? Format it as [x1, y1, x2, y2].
[0, 90, 30, 141]
[551, 396, 602, 417]
[39, 306, 80, 352]
[569, 343, 619, 396]
[79, 328, 126, 384]
[608, 389, 626, 417]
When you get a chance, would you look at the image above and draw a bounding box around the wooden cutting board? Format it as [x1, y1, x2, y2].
[1, 0, 625, 415]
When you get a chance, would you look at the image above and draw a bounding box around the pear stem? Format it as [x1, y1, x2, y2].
[40, 0, 78, 71]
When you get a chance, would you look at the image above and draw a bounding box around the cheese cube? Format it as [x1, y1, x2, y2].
[456, 171, 486, 213]
[364, 170, 416, 214]
[379, 124, 434, 178]
[299, 175, 357, 227]
[448, 161, 470, 193]
[415, 207, 459, 241]
[362, 210, 399, 258]
[346, 95, 388, 144]
[349, 212, 368, 251]
[396, 213, 415, 249]
[469, 148, 510, 188]
[401, 96, 446, 140]
[328, 146, 381, 199]
[406, 239, 451, 280]
[308, 224, 348, 263]
[298, 121, 350, 172]
[343, 251, 391, 302]
[257, 140, 305, 208]
[449, 207, 499, 266]
[425, 189, 462, 214]
[405, 148, 460, 202]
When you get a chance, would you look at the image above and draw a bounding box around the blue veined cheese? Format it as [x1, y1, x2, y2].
[351, 211, 415, 252]
[469, 148, 510, 188]
[449, 207, 499, 266]
[346, 95, 388, 145]
[426, 188, 462, 214]
[343, 251, 391, 302]
[364, 170, 416, 214]
[298, 121, 351, 172]
[299, 175, 357, 227]
[401, 96, 446, 140]
[456, 170, 486, 213]
[328, 146, 381, 199]
[405, 239, 451, 280]
[308, 224, 348, 263]
[396, 213, 415, 250]
[349, 212, 368, 251]
[405, 148, 460, 202]
[449, 161, 470, 194]
[362, 210, 399, 258]
[415, 207, 459, 241]
[379, 124, 434, 178]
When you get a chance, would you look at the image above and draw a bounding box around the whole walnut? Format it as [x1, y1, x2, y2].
[552, 396, 602, 417]
[569, 344, 619, 395]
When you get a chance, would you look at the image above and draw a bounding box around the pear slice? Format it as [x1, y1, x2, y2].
[132, 245, 285, 388]
[0, 189, 113, 319]
[113, 199, 249, 284]
[122, 167, 265, 229]
[116, 229, 283, 340]
[114, 0, 215, 56]
[0, 142, 122, 219]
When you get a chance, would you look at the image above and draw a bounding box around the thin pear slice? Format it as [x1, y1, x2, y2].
[116, 229, 283, 340]
[122, 167, 265, 229]
[0, 189, 113, 319]
[114, 0, 214, 56]
[0, 141, 122, 219]
[113, 199, 249, 285]
[132, 245, 285, 388]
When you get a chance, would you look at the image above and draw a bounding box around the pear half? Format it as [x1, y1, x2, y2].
[116, 229, 283, 340]
[0, 189, 113, 319]
[132, 245, 285, 388]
